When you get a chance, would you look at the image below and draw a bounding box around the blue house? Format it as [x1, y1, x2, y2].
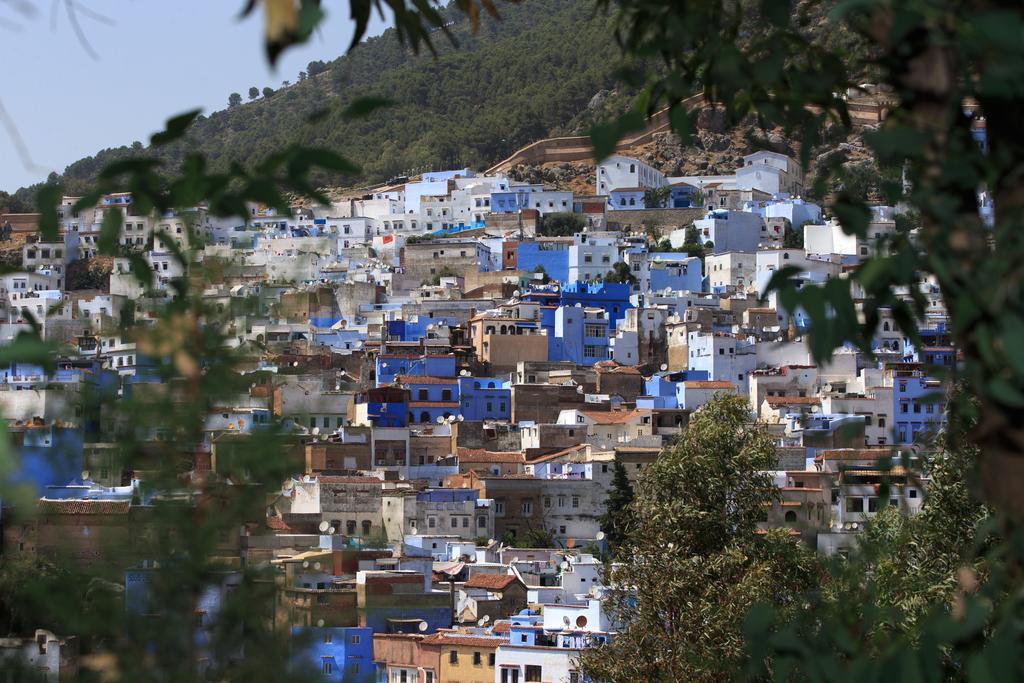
[892, 366, 947, 444]
[669, 182, 700, 208]
[458, 377, 511, 421]
[290, 626, 373, 682]
[608, 188, 646, 210]
[10, 423, 84, 496]
[648, 254, 703, 293]
[549, 306, 610, 366]
[354, 387, 409, 428]
[640, 370, 711, 409]
[396, 376, 461, 425]
[517, 241, 571, 284]
[376, 353, 457, 386]
[559, 281, 634, 329]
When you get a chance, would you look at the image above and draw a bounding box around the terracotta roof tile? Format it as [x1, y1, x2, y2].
[765, 396, 821, 406]
[38, 499, 131, 515]
[683, 381, 735, 389]
[464, 573, 520, 591]
[395, 375, 459, 385]
[578, 409, 649, 425]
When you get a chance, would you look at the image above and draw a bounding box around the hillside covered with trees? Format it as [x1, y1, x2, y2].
[2, 0, 621, 208]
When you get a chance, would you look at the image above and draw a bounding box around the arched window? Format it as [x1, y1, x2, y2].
[489, 381, 496, 389]
[883, 321, 891, 331]
[784, 510, 798, 523]
[420, 411, 430, 423]
[783, 253, 790, 260]
[500, 325, 508, 335]
[629, 198, 636, 206]
[474, 381, 481, 389]
[629, 164, 635, 173]
[361, 520, 371, 536]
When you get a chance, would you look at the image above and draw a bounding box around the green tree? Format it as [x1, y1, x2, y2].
[642, 185, 670, 208]
[227, 92, 242, 108]
[540, 211, 585, 237]
[247, 86, 259, 100]
[603, 261, 636, 285]
[598, 460, 635, 556]
[261, 86, 275, 99]
[581, 395, 819, 682]
[783, 225, 804, 249]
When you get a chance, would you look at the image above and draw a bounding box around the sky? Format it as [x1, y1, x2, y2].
[0, 1, 388, 193]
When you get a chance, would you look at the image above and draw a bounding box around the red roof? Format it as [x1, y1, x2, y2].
[765, 396, 821, 406]
[38, 499, 131, 515]
[578, 409, 649, 425]
[683, 381, 735, 389]
[395, 375, 459, 385]
[457, 448, 524, 463]
[464, 573, 520, 591]
[421, 632, 506, 648]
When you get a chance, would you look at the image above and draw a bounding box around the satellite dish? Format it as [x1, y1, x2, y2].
[312, 427, 320, 435]
[595, 531, 605, 541]
[660, 364, 668, 372]
[478, 618, 486, 626]
[302, 561, 310, 568]
[436, 416, 445, 424]
[313, 562, 322, 570]
[460, 369, 470, 376]
[563, 616, 571, 627]
[81, 470, 90, 481]
[513, 290, 521, 297]
[457, 415, 465, 422]
[576, 386, 584, 394]
[317, 619, 325, 627]
[418, 621, 428, 632]
[319, 521, 330, 533]
[328, 527, 336, 534]
[560, 561, 570, 571]
[481, 615, 490, 624]
[566, 538, 576, 549]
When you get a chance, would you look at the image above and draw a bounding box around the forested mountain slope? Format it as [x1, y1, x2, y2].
[3, 0, 620, 207]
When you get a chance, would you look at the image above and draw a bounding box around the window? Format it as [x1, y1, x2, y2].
[526, 665, 543, 682]
[909, 489, 918, 499]
[473, 652, 482, 666]
[572, 496, 580, 508]
[878, 417, 886, 428]
[489, 653, 495, 666]
[350, 634, 361, 644]
[322, 659, 333, 675]
[425, 673, 433, 683]
[868, 497, 880, 513]
[450, 650, 459, 664]
[784, 510, 798, 523]
[846, 498, 864, 513]
[495, 501, 505, 515]
[522, 501, 533, 515]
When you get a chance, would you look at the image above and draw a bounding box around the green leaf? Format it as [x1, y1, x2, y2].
[35, 184, 63, 242]
[98, 208, 124, 256]
[590, 110, 645, 163]
[150, 108, 203, 147]
[0, 331, 57, 373]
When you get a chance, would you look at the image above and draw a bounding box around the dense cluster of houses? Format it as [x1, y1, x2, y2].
[0, 146, 957, 681]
